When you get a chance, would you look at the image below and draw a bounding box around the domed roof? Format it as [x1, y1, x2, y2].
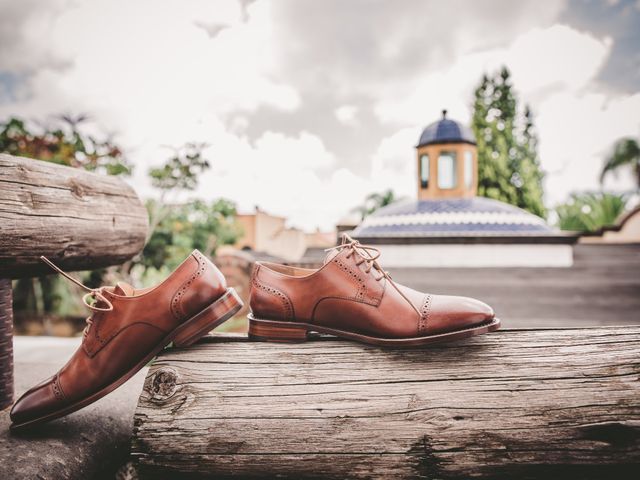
[417, 110, 476, 148]
[353, 197, 553, 238]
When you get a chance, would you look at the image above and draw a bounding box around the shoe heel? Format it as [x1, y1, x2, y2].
[173, 288, 243, 347]
[248, 316, 309, 343]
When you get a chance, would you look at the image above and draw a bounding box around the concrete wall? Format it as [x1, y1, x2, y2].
[602, 210, 640, 243]
[374, 243, 574, 268]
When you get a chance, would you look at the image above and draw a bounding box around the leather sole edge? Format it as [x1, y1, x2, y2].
[248, 314, 501, 347]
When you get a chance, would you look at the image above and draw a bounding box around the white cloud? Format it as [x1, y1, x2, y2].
[372, 24, 639, 209]
[253, 131, 335, 169]
[504, 25, 611, 96]
[334, 105, 358, 126]
[374, 25, 612, 126]
[0, 0, 300, 130]
[1, 1, 638, 232]
[0, 0, 71, 74]
[370, 127, 421, 200]
[192, 129, 369, 230]
[537, 91, 640, 203]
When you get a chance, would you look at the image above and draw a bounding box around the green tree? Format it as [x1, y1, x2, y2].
[600, 137, 640, 189]
[472, 67, 546, 217]
[149, 142, 210, 192]
[354, 189, 398, 220]
[1, 114, 240, 332]
[133, 142, 239, 283]
[0, 115, 132, 175]
[144, 142, 212, 243]
[142, 199, 241, 275]
[555, 192, 627, 233]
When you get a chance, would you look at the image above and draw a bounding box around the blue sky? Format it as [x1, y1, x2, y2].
[1, 0, 639, 230]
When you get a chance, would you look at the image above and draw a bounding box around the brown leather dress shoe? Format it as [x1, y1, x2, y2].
[10, 250, 242, 430]
[248, 234, 499, 347]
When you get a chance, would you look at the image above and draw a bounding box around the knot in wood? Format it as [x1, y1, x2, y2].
[69, 179, 87, 199]
[149, 369, 178, 400]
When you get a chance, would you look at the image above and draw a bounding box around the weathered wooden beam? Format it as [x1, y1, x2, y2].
[0, 153, 148, 278]
[0, 153, 148, 409]
[132, 328, 640, 479]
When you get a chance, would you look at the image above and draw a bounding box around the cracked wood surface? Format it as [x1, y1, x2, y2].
[0, 154, 148, 278]
[131, 327, 640, 479]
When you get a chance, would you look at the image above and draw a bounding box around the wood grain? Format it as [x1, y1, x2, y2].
[0, 154, 148, 278]
[132, 328, 640, 479]
[0, 279, 13, 409]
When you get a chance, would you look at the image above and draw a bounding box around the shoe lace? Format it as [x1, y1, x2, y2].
[325, 234, 421, 317]
[40, 256, 114, 337]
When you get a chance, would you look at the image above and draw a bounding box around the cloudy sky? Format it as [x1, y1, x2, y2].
[1, 0, 639, 230]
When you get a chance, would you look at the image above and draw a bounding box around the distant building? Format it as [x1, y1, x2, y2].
[233, 207, 334, 262]
[305, 229, 336, 249]
[352, 110, 577, 267]
[234, 207, 307, 262]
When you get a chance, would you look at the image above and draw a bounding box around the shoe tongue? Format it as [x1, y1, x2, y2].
[113, 281, 135, 296]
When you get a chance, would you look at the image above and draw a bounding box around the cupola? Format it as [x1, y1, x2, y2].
[416, 110, 477, 199]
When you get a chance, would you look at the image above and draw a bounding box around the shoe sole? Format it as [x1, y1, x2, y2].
[248, 314, 501, 347]
[10, 288, 243, 431]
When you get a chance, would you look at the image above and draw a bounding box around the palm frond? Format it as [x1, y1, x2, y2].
[600, 138, 640, 184]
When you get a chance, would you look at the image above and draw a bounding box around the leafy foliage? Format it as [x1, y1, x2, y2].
[1, 113, 240, 330]
[140, 142, 240, 279]
[149, 142, 210, 192]
[555, 192, 628, 233]
[600, 137, 640, 188]
[354, 189, 398, 220]
[142, 198, 241, 273]
[472, 67, 546, 218]
[0, 115, 132, 176]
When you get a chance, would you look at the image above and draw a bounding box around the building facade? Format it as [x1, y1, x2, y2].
[353, 111, 577, 267]
[234, 208, 308, 262]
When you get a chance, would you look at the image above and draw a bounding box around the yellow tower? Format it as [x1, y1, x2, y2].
[416, 110, 477, 200]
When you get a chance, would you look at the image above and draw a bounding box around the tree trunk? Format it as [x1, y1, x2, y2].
[131, 327, 640, 479]
[0, 154, 148, 278]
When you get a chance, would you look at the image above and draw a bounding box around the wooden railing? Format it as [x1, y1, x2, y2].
[0, 153, 148, 409]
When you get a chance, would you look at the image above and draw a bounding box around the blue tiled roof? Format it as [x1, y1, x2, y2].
[417, 111, 476, 147]
[355, 222, 551, 235]
[371, 197, 517, 216]
[352, 197, 553, 237]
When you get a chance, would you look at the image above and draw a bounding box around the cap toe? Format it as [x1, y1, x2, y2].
[10, 376, 61, 426]
[427, 294, 494, 334]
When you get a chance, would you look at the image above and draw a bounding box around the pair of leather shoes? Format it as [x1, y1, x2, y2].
[10, 236, 498, 430]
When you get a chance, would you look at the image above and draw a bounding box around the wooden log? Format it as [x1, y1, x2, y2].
[0, 152, 148, 409]
[131, 327, 640, 479]
[0, 279, 13, 410]
[0, 153, 148, 278]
